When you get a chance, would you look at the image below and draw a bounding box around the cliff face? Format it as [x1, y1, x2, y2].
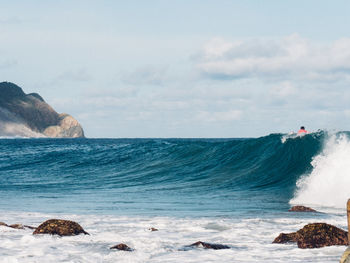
[0, 82, 84, 138]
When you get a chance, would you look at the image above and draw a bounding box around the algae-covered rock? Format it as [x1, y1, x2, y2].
[273, 223, 348, 249]
[296, 223, 348, 248]
[33, 219, 89, 236]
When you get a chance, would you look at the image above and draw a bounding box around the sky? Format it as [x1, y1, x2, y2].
[1, 1, 350, 138]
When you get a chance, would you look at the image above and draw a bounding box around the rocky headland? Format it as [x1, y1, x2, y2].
[0, 82, 84, 138]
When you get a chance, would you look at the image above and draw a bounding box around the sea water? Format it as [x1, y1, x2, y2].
[0, 132, 349, 262]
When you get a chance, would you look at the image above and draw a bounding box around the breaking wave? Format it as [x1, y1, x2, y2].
[291, 132, 350, 209]
[0, 131, 349, 214]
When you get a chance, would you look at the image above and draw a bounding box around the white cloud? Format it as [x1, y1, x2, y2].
[201, 38, 237, 59]
[197, 35, 350, 80]
[151, 100, 191, 110]
[55, 68, 92, 82]
[0, 59, 17, 69]
[0, 17, 22, 24]
[195, 110, 242, 122]
[121, 65, 168, 86]
[269, 82, 297, 98]
[5, 31, 350, 137]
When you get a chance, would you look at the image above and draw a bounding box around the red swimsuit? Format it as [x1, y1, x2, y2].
[298, 129, 307, 134]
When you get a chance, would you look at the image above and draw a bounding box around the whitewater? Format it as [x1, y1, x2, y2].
[0, 131, 349, 262]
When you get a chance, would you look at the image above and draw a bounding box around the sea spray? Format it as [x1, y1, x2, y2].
[290, 133, 350, 209]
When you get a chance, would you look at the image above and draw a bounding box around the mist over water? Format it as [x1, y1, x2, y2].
[0, 107, 44, 138]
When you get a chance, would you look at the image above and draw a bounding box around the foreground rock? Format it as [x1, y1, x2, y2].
[288, 206, 317, 212]
[33, 219, 89, 236]
[0, 82, 84, 138]
[110, 243, 134, 251]
[273, 223, 348, 248]
[187, 241, 230, 250]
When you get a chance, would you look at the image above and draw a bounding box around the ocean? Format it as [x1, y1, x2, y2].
[0, 131, 349, 262]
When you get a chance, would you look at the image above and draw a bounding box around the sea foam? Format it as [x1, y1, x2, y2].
[291, 133, 350, 209]
[0, 211, 346, 263]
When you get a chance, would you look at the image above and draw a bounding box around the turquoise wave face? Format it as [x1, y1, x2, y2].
[0, 133, 326, 216]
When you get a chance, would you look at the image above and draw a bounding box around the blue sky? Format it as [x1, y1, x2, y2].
[1, 1, 350, 137]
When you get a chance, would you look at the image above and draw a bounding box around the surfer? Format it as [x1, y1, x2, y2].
[298, 126, 308, 134]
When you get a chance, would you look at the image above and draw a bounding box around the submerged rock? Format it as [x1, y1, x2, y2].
[23, 225, 37, 230]
[9, 224, 25, 229]
[273, 223, 348, 248]
[288, 206, 317, 212]
[187, 241, 230, 250]
[0, 222, 36, 230]
[110, 243, 133, 251]
[33, 219, 89, 236]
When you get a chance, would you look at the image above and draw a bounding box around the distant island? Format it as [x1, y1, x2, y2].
[0, 82, 84, 138]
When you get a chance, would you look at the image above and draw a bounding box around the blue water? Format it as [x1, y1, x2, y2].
[0, 133, 325, 217]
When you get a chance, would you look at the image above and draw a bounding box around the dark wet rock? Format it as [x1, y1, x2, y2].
[289, 206, 317, 212]
[110, 243, 133, 251]
[0, 222, 8, 227]
[187, 241, 230, 250]
[273, 223, 348, 249]
[33, 219, 89, 236]
[149, 227, 158, 231]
